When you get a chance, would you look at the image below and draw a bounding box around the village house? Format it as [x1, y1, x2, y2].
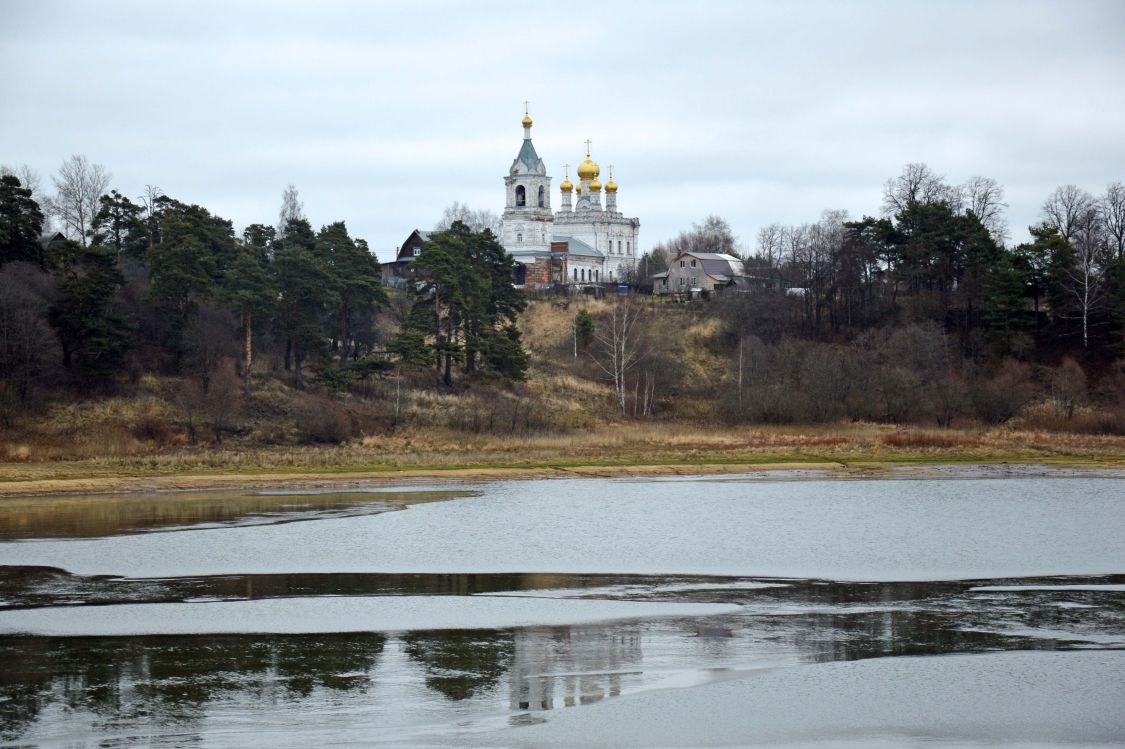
[380, 229, 430, 286]
[652, 251, 748, 296]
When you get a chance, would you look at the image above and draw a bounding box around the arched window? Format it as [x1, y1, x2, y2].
[537, 185, 545, 207]
[581, 268, 585, 282]
[517, 232, 523, 243]
[515, 185, 526, 206]
[573, 268, 578, 281]
[626, 241, 631, 255]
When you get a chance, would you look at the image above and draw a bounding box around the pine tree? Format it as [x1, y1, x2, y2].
[48, 243, 130, 382]
[275, 218, 337, 388]
[0, 175, 45, 268]
[220, 244, 276, 394]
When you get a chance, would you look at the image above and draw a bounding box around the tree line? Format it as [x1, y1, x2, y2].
[0, 156, 527, 416]
[637, 164, 1124, 366]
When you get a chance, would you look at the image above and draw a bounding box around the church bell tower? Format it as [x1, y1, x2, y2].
[501, 104, 552, 251]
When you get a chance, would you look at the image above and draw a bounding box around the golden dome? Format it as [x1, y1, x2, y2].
[589, 178, 602, 192]
[605, 178, 618, 193]
[577, 139, 599, 180]
[522, 113, 533, 127]
[577, 157, 599, 180]
[560, 177, 573, 193]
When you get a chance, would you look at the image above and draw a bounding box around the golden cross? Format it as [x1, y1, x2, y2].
[608, 164, 614, 179]
[584, 139, 592, 157]
[524, 100, 530, 116]
[563, 162, 570, 178]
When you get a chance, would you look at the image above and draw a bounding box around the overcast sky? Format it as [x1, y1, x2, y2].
[3, 0, 1123, 260]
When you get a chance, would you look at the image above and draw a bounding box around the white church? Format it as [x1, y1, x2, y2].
[499, 109, 640, 286]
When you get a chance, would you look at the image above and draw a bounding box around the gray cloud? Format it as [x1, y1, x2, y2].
[2, 0, 1122, 259]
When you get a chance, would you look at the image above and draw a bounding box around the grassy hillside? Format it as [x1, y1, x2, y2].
[2, 297, 1123, 488]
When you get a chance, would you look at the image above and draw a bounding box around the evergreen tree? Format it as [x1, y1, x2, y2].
[983, 250, 1034, 355]
[390, 222, 527, 385]
[275, 218, 337, 388]
[91, 190, 147, 259]
[219, 242, 276, 394]
[0, 175, 45, 268]
[146, 199, 238, 361]
[317, 221, 386, 364]
[48, 243, 130, 382]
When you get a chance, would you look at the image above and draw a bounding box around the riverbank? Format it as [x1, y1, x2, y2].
[1, 421, 1123, 496]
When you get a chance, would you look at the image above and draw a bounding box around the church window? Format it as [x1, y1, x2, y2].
[627, 241, 631, 254]
[573, 268, 578, 281]
[516, 185, 526, 206]
[617, 240, 622, 252]
[595, 269, 599, 282]
[517, 233, 523, 243]
[538, 186, 545, 207]
[581, 268, 586, 282]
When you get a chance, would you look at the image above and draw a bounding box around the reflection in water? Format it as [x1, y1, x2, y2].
[402, 630, 514, 701]
[0, 633, 385, 743]
[0, 489, 476, 540]
[508, 625, 642, 710]
[3, 572, 1123, 745]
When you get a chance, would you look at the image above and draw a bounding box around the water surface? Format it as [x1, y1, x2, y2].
[0, 474, 1122, 747]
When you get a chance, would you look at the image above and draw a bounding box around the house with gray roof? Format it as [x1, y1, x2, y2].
[653, 251, 747, 296]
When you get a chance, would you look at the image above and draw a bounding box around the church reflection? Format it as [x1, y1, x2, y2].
[507, 625, 643, 711]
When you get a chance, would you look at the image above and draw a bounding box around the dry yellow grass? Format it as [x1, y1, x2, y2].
[2, 420, 1122, 497]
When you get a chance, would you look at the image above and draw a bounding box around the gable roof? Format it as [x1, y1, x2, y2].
[671, 251, 743, 280]
[396, 228, 431, 261]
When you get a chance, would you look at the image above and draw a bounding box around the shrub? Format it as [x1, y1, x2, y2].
[296, 398, 355, 444]
[131, 409, 175, 446]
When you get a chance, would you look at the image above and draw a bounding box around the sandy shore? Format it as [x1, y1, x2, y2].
[0, 460, 1122, 498]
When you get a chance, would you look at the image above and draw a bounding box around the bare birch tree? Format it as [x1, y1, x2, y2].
[49, 155, 111, 246]
[590, 297, 650, 416]
[139, 184, 164, 253]
[277, 184, 305, 235]
[1064, 203, 1108, 349]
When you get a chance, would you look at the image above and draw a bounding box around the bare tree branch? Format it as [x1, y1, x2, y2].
[50, 154, 111, 246]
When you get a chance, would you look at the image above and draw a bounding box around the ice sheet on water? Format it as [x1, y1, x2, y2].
[469, 651, 1125, 748]
[970, 584, 1125, 592]
[0, 477, 1123, 581]
[0, 595, 739, 636]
